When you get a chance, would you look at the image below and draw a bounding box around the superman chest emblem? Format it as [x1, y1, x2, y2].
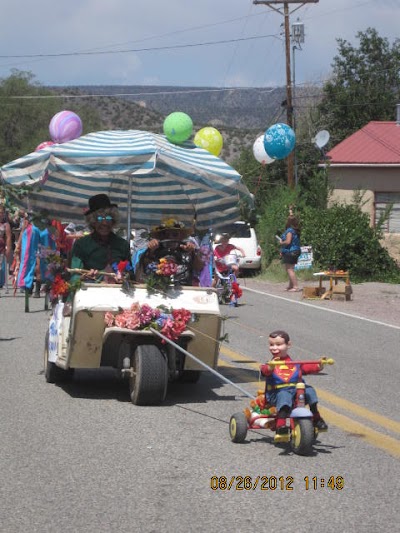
[274, 365, 297, 382]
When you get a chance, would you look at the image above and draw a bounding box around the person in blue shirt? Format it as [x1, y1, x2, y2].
[278, 215, 301, 292]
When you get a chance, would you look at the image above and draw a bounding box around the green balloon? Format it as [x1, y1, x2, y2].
[163, 112, 193, 144]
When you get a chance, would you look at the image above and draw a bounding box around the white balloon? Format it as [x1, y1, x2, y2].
[252, 135, 275, 164]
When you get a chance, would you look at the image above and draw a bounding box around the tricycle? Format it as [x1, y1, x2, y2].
[214, 253, 243, 307]
[44, 282, 222, 405]
[229, 358, 335, 455]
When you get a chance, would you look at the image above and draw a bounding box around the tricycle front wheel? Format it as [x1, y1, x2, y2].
[129, 344, 168, 406]
[229, 412, 248, 443]
[291, 418, 314, 456]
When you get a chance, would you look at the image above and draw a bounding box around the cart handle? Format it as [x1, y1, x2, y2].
[67, 268, 117, 279]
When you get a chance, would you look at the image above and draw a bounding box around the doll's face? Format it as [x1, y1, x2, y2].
[268, 335, 290, 359]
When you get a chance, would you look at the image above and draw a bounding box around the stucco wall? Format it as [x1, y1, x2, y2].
[328, 166, 400, 225]
[328, 166, 400, 264]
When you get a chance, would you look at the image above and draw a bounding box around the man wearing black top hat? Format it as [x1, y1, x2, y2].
[71, 194, 131, 281]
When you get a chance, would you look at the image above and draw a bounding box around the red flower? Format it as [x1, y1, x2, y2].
[51, 274, 70, 298]
[117, 260, 130, 272]
[231, 282, 242, 298]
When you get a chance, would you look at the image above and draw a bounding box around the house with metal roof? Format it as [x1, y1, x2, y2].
[322, 110, 400, 262]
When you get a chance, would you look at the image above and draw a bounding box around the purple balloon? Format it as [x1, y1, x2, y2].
[49, 110, 83, 143]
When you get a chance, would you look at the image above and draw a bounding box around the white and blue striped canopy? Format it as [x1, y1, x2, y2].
[0, 129, 252, 231]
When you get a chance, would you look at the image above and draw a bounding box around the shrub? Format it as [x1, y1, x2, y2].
[301, 204, 400, 281]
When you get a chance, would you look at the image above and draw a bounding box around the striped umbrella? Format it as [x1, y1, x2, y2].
[0, 130, 252, 232]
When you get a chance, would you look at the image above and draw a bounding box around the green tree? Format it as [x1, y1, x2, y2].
[0, 70, 103, 166]
[257, 185, 301, 265]
[318, 28, 400, 143]
[233, 146, 287, 213]
[0, 70, 60, 164]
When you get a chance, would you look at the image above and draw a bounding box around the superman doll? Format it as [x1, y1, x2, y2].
[260, 330, 328, 436]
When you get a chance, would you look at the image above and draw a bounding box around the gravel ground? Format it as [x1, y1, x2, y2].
[239, 276, 400, 328]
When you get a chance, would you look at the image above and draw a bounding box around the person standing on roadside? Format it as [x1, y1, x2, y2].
[278, 215, 301, 292]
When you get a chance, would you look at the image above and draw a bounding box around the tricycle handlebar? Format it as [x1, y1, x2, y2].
[267, 358, 335, 366]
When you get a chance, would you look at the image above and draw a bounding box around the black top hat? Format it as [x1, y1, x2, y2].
[86, 194, 117, 214]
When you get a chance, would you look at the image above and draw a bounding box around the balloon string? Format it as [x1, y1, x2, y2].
[252, 165, 265, 195]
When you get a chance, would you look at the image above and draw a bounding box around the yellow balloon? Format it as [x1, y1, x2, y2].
[194, 127, 223, 156]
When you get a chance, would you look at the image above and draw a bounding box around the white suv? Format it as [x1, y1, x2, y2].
[214, 221, 262, 273]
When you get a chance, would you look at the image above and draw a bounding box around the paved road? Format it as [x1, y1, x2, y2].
[0, 289, 399, 533]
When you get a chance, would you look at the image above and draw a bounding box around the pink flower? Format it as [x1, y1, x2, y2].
[115, 314, 127, 328]
[104, 312, 115, 327]
[125, 313, 140, 330]
[139, 303, 154, 325]
[129, 302, 141, 313]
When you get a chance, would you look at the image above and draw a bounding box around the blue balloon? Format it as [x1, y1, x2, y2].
[263, 123, 296, 160]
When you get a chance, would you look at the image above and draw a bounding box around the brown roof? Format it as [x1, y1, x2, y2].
[326, 121, 400, 165]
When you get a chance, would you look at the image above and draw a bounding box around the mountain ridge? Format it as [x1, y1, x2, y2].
[50, 84, 321, 162]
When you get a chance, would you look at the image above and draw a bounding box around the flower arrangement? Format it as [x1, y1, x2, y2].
[104, 303, 192, 342]
[41, 249, 80, 303]
[145, 257, 179, 292]
[244, 392, 277, 422]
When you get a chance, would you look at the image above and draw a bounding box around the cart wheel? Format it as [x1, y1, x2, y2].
[44, 330, 74, 384]
[291, 418, 314, 456]
[229, 412, 248, 443]
[130, 344, 168, 405]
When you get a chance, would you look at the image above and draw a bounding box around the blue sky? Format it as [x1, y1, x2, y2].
[0, 0, 398, 88]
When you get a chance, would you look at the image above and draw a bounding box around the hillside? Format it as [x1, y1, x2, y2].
[51, 84, 321, 163]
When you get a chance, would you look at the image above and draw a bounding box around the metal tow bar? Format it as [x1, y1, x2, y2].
[149, 327, 255, 400]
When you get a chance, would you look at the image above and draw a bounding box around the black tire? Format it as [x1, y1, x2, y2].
[291, 418, 314, 455]
[229, 412, 248, 443]
[178, 370, 201, 384]
[129, 344, 168, 405]
[44, 330, 74, 383]
[216, 280, 224, 304]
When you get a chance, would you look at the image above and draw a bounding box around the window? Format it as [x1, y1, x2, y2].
[218, 223, 251, 238]
[375, 192, 400, 233]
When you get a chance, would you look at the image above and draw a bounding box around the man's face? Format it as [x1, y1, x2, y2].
[93, 210, 114, 238]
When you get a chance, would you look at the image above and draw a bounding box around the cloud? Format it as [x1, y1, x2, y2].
[0, 0, 398, 87]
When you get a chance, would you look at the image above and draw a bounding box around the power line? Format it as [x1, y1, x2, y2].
[0, 33, 281, 59]
[0, 86, 280, 100]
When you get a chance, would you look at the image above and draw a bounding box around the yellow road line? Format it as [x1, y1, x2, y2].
[315, 388, 400, 435]
[218, 359, 400, 459]
[219, 346, 400, 436]
[319, 406, 400, 459]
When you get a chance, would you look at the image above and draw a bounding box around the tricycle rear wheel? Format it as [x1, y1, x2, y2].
[129, 344, 168, 405]
[291, 418, 314, 455]
[229, 412, 248, 443]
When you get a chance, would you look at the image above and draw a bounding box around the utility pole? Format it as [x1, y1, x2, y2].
[292, 19, 305, 186]
[253, 1, 319, 188]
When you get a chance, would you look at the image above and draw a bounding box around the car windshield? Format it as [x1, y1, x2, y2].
[218, 224, 251, 238]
